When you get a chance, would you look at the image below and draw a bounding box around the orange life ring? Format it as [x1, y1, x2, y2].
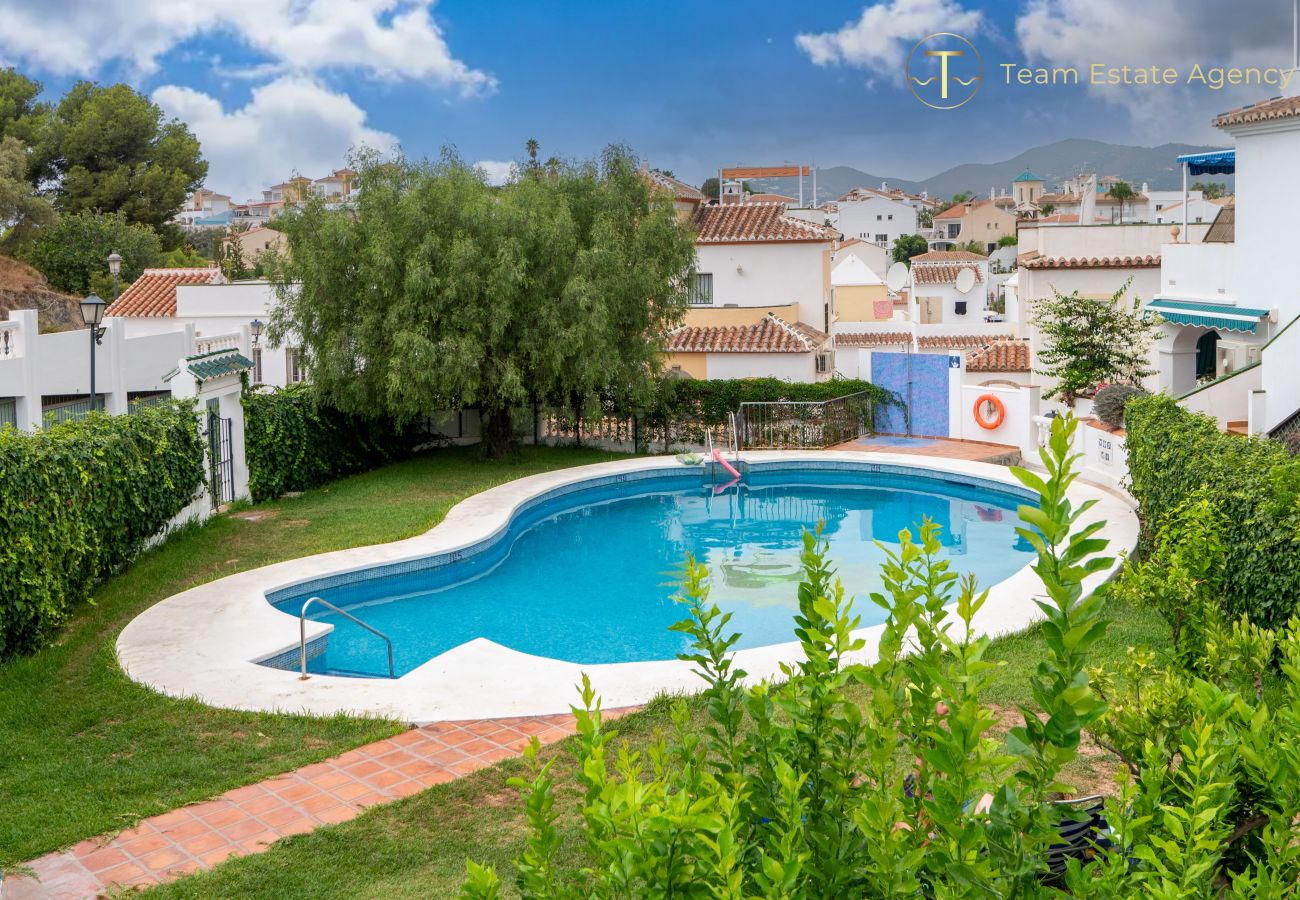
[973, 394, 1005, 430]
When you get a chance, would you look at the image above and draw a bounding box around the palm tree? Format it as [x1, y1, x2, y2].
[1040, 202, 1056, 217]
[526, 138, 539, 162]
[1108, 181, 1136, 222]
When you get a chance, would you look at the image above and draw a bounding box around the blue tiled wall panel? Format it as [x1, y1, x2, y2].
[870, 351, 950, 437]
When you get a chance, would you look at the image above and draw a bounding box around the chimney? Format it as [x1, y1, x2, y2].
[881, 181, 888, 191]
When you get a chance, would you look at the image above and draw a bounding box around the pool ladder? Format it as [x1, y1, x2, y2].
[705, 412, 742, 465]
[299, 596, 396, 680]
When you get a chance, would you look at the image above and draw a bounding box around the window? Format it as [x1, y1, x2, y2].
[875, 233, 888, 245]
[286, 348, 307, 384]
[888, 214, 894, 221]
[252, 347, 263, 384]
[876, 214, 882, 221]
[689, 273, 714, 305]
[815, 353, 830, 374]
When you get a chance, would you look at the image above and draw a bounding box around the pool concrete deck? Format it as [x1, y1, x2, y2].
[115, 450, 1138, 726]
[830, 434, 1022, 464]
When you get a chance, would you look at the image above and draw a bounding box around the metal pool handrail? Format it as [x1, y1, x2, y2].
[299, 596, 395, 680]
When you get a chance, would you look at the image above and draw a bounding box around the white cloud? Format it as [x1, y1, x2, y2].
[1016, 0, 1292, 139]
[153, 76, 399, 202]
[0, 0, 495, 94]
[796, 0, 984, 77]
[473, 160, 514, 186]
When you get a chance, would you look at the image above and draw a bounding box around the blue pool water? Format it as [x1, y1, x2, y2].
[267, 466, 1036, 677]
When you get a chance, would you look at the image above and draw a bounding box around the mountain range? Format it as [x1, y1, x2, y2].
[745, 138, 1233, 205]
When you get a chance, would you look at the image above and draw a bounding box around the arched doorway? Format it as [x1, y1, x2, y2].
[1195, 330, 1220, 380]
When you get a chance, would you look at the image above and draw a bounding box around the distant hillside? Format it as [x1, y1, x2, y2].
[0, 256, 83, 332]
[746, 138, 1233, 205]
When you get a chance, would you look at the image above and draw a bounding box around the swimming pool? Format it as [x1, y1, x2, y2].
[266, 464, 1037, 678]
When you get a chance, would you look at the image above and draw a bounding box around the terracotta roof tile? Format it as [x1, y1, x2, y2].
[666, 313, 822, 353]
[1213, 95, 1300, 128]
[966, 338, 1031, 372]
[834, 331, 912, 348]
[691, 202, 840, 243]
[911, 250, 987, 261]
[1020, 254, 1160, 270]
[918, 334, 1011, 349]
[912, 263, 984, 285]
[105, 267, 222, 317]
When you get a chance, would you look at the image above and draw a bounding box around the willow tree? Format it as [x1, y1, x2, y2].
[267, 146, 696, 456]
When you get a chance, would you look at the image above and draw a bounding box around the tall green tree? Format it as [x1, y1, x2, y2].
[33, 82, 206, 233]
[891, 233, 929, 264]
[0, 68, 45, 151]
[1030, 280, 1158, 404]
[0, 136, 54, 251]
[20, 210, 162, 295]
[267, 146, 697, 457]
[1192, 180, 1226, 200]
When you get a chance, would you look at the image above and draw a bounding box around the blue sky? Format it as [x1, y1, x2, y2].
[0, 0, 1293, 200]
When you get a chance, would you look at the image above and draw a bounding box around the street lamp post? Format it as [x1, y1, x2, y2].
[249, 319, 263, 383]
[107, 252, 123, 299]
[79, 294, 107, 412]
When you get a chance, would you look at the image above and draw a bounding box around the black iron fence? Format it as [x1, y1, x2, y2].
[736, 390, 875, 450]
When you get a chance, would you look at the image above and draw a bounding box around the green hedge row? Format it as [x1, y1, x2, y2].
[243, 384, 415, 502]
[1125, 394, 1300, 629]
[0, 404, 205, 659]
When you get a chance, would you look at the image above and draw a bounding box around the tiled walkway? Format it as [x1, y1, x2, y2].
[831, 435, 1021, 464]
[7, 712, 607, 899]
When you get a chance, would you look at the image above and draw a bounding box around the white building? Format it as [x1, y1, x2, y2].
[173, 189, 233, 229]
[1152, 196, 1231, 226]
[835, 188, 918, 250]
[104, 268, 303, 388]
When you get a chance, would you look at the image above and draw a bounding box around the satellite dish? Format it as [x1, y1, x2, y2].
[886, 263, 909, 293]
[955, 267, 977, 294]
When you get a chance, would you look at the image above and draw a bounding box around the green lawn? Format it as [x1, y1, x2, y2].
[0, 446, 627, 867]
[144, 597, 1173, 899]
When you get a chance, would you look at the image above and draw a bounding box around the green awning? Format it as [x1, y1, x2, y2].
[1146, 298, 1269, 333]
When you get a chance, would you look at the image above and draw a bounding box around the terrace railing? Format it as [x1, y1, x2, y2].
[737, 390, 875, 450]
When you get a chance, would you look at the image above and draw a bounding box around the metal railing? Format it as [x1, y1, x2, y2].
[737, 390, 875, 450]
[299, 596, 395, 679]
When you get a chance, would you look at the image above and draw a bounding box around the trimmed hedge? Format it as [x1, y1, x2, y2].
[243, 384, 415, 502]
[1125, 394, 1300, 629]
[0, 404, 205, 659]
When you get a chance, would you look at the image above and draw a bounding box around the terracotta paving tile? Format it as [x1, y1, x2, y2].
[447, 757, 490, 777]
[199, 845, 241, 867]
[387, 728, 427, 747]
[384, 779, 425, 800]
[373, 749, 414, 768]
[69, 838, 104, 857]
[299, 792, 342, 814]
[77, 846, 128, 873]
[260, 805, 304, 829]
[240, 830, 282, 852]
[97, 861, 148, 886]
[276, 816, 317, 837]
[351, 790, 390, 808]
[220, 817, 269, 842]
[273, 780, 317, 803]
[396, 758, 440, 778]
[343, 758, 385, 778]
[464, 719, 506, 736]
[313, 804, 358, 825]
[163, 859, 201, 878]
[148, 809, 196, 830]
[306, 769, 353, 790]
[477, 746, 518, 764]
[224, 783, 269, 803]
[116, 831, 171, 857]
[331, 748, 372, 766]
[162, 817, 211, 842]
[183, 800, 230, 821]
[365, 769, 407, 790]
[331, 780, 372, 802]
[239, 792, 285, 816]
[180, 829, 228, 856]
[512, 719, 554, 736]
[197, 804, 245, 828]
[436, 727, 478, 747]
[428, 748, 472, 767]
[414, 769, 457, 788]
[137, 846, 188, 872]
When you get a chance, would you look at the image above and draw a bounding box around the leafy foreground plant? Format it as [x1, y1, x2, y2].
[459, 417, 1300, 897]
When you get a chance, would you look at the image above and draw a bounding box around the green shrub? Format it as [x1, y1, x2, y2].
[243, 384, 415, 502]
[1125, 394, 1300, 630]
[0, 404, 204, 658]
[1092, 383, 1145, 429]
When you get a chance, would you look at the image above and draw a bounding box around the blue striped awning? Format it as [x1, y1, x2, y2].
[1146, 297, 1267, 333]
[1176, 149, 1235, 175]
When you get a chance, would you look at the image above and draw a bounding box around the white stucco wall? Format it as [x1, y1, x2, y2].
[837, 197, 917, 248]
[1226, 123, 1300, 330]
[705, 352, 815, 381]
[1159, 242, 1236, 303]
[958, 383, 1042, 458]
[695, 242, 828, 313]
[1260, 317, 1300, 431]
[1177, 363, 1262, 426]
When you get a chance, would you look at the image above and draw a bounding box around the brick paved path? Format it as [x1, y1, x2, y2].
[6, 713, 595, 899]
